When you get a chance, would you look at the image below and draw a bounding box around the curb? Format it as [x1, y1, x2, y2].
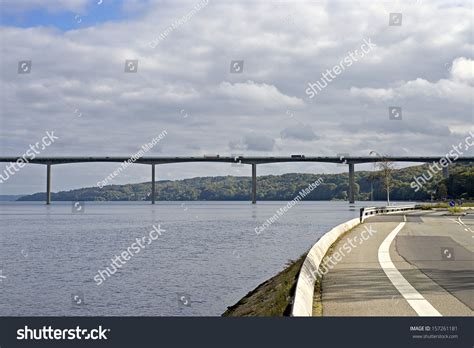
[291, 217, 360, 316]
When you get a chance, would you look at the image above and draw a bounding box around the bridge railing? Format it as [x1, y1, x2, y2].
[360, 204, 421, 222]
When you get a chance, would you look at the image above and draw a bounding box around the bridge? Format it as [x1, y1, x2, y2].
[0, 156, 473, 204]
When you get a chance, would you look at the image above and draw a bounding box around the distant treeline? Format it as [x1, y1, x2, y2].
[18, 163, 473, 202]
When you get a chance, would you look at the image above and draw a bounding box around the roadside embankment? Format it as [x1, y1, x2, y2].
[222, 218, 361, 317]
[222, 254, 305, 316]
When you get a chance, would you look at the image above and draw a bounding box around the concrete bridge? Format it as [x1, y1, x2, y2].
[0, 155, 473, 204]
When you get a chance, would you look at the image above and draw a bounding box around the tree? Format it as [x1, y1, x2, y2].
[336, 191, 348, 200]
[370, 151, 395, 206]
[437, 183, 448, 200]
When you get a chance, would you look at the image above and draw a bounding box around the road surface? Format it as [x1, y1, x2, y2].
[318, 210, 474, 316]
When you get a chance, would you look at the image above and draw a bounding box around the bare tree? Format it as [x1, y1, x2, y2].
[370, 151, 395, 206]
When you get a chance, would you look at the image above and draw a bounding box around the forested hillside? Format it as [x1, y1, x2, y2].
[18, 163, 473, 202]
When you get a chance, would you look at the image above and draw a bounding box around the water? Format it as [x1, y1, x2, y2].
[0, 201, 399, 316]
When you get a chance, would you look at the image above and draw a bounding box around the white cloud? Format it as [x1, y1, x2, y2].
[350, 57, 474, 103]
[450, 57, 474, 83]
[216, 80, 304, 108]
[229, 134, 275, 152]
[0, 0, 473, 193]
[280, 124, 319, 141]
[350, 87, 395, 101]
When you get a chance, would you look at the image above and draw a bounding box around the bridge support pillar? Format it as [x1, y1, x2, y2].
[348, 163, 355, 204]
[151, 164, 156, 204]
[442, 165, 449, 179]
[46, 164, 51, 205]
[252, 164, 257, 204]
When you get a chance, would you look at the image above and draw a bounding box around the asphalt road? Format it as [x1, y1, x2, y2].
[319, 210, 474, 316]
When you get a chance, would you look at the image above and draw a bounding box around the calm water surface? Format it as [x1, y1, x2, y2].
[0, 201, 403, 316]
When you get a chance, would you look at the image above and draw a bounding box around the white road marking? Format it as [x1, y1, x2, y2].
[378, 222, 442, 316]
[449, 218, 463, 226]
[458, 216, 474, 233]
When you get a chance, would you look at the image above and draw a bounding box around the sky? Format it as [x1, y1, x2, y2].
[0, 0, 473, 195]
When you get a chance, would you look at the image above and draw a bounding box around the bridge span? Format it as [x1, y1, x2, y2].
[0, 156, 472, 204]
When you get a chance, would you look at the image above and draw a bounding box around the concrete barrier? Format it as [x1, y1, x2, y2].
[291, 217, 360, 316]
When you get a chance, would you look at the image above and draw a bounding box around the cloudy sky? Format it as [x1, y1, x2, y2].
[0, 0, 473, 195]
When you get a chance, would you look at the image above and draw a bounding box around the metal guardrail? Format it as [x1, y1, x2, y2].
[360, 204, 421, 222]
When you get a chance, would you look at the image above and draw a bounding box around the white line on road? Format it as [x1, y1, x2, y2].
[449, 218, 463, 226]
[378, 221, 442, 316]
[458, 216, 474, 234]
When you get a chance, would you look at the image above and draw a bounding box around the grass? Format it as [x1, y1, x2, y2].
[448, 206, 464, 213]
[222, 254, 306, 317]
[420, 202, 474, 210]
[312, 278, 323, 316]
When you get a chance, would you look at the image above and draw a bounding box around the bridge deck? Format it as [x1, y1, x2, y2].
[0, 156, 472, 165]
